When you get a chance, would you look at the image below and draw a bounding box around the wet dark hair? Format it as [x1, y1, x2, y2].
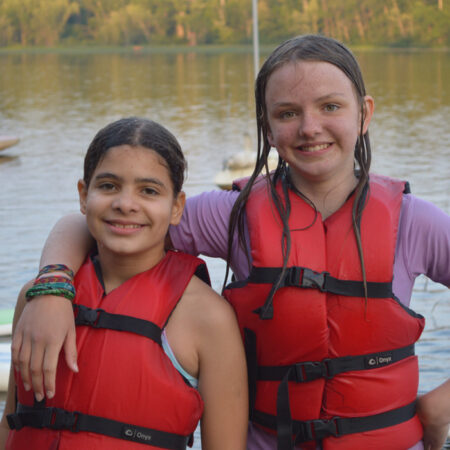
[83, 117, 186, 196]
[225, 35, 372, 317]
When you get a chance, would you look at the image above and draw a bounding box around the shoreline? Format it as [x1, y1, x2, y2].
[0, 44, 449, 56]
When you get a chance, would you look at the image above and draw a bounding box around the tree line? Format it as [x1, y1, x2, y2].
[0, 0, 448, 48]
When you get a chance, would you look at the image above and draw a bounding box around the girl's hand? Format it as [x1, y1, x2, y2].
[17, 212, 92, 399]
[11, 291, 78, 401]
[417, 379, 450, 450]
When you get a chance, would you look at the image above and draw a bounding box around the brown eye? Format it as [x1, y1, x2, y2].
[142, 187, 158, 196]
[98, 182, 116, 191]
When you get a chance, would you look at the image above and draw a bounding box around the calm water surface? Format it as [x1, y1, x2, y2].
[0, 49, 449, 445]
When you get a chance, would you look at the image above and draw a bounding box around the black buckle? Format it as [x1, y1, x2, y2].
[6, 413, 23, 431]
[321, 359, 336, 379]
[301, 268, 327, 292]
[293, 416, 340, 443]
[45, 408, 80, 432]
[293, 361, 325, 382]
[311, 417, 339, 440]
[294, 420, 314, 443]
[282, 267, 303, 287]
[74, 304, 103, 327]
[292, 358, 337, 382]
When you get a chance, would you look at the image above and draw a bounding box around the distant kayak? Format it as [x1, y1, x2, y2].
[0, 136, 20, 151]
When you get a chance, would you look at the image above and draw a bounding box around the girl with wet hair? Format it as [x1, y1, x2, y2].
[0, 117, 248, 449]
[8, 36, 450, 449]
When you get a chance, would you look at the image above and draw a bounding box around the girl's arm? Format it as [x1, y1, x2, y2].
[417, 379, 450, 450]
[11, 213, 93, 401]
[169, 277, 248, 449]
[399, 197, 450, 448]
[0, 282, 32, 447]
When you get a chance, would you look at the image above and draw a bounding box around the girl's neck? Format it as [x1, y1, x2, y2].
[287, 168, 358, 220]
[95, 246, 166, 294]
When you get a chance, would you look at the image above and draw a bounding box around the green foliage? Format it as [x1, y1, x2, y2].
[1, 0, 79, 45]
[0, 0, 448, 47]
[411, 0, 450, 46]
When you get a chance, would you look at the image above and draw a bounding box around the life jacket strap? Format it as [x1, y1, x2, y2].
[258, 344, 415, 382]
[8, 402, 191, 450]
[247, 266, 394, 298]
[244, 328, 258, 420]
[252, 401, 417, 447]
[244, 327, 417, 449]
[73, 304, 162, 346]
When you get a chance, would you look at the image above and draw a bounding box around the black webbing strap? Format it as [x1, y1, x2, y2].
[277, 369, 293, 449]
[258, 344, 415, 382]
[252, 401, 417, 447]
[245, 328, 416, 449]
[274, 345, 415, 448]
[8, 403, 190, 450]
[73, 304, 162, 346]
[244, 328, 258, 420]
[248, 266, 393, 298]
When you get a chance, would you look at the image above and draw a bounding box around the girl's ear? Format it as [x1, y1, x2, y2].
[362, 95, 374, 134]
[170, 191, 186, 226]
[77, 180, 88, 215]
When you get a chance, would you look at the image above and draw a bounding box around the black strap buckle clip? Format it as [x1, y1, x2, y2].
[310, 417, 340, 440]
[301, 268, 327, 292]
[293, 361, 323, 382]
[6, 413, 23, 431]
[45, 408, 81, 432]
[283, 267, 303, 287]
[321, 358, 336, 379]
[293, 359, 336, 382]
[74, 304, 103, 327]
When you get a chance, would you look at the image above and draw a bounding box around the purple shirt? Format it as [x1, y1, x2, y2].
[170, 189, 450, 450]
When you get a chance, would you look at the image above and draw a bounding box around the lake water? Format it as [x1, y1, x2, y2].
[0, 47, 449, 447]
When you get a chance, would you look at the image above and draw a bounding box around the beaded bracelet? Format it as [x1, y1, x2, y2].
[37, 264, 74, 280]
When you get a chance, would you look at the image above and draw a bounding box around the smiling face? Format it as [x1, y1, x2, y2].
[265, 60, 374, 192]
[78, 145, 185, 268]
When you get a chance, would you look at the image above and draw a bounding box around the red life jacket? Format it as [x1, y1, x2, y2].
[8, 250, 205, 450]
[224, 173, 425, 450]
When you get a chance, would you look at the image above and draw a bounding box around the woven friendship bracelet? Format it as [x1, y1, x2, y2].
[37, 264, 74, 280]
[33, 276, 75, 285]
[26, 288, 75, 301]
[30, 282, 75, 291]
[26, 281, 76, 302]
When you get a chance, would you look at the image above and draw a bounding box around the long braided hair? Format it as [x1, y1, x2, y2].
[224, 35, 372, 317]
